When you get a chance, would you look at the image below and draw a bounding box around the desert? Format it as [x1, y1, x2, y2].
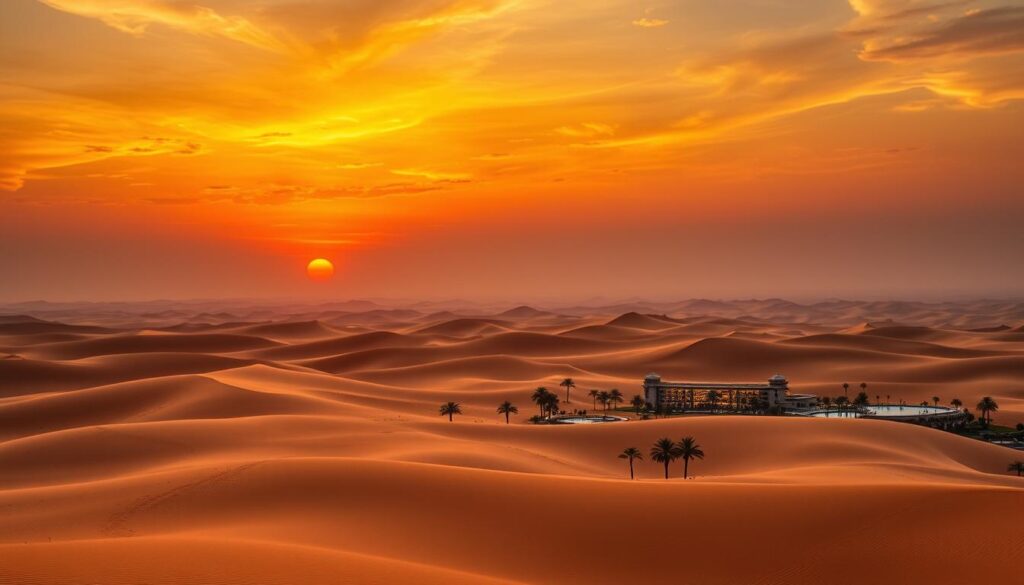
[1, 298, 1022, 585]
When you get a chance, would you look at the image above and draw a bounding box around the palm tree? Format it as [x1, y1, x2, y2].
[842, 382, 850, 398]
[835, 395, 849, 416]
[1008, 461, 1024, 477]
[597, 390, 611, 411]
[677, 436, 705, 479]
[560, 377, 576, 404]
[977, 396, 999, 426]
[496, 401, 518, 424]
[589, 389, 600, 410]
[821, 396, 832, 408]
[860, 382, 867, 397]
[706, 390, 721, 413]
[439, 401, 462, 422]
[630, 394, 645, 415]
[541, 393, 561, 418]
[951, 398, 963, 410]
[649, 438, 679, 479]
[932, 396, 940, 407]
[531, 387, 552, 417]
[608, 389, 624, 411]
[619, 447, 643, 479]
[853, 391, 869, 406]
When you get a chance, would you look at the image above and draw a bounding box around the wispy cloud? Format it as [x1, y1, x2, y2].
[632, 17, 668, 28]
[38, 0, 295, 53]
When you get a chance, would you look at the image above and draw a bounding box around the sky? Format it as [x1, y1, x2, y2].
[1, 0, 1023, 302]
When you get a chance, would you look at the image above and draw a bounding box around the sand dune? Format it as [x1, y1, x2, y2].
[227, 320, 342, 341]
[605, 311, 680, 330]
[1, 300, 1022, 584]
[17, 333, 280, 360]
[414, 318, 514, 337]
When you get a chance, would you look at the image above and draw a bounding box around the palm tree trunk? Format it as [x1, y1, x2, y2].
[505, 412, 509, 424]
[684, 458, 689, 480]
[629, 460, 634, 480]
[448, 412, 453, 422]
[663, 461, 669, 479]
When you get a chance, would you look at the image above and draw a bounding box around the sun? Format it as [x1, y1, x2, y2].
[306, 258, 335, 281]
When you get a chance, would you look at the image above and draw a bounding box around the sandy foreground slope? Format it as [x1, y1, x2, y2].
[1, 301, 1023, 584]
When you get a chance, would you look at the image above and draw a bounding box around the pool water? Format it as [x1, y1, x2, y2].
[808, 405, 954, 418]
[552, 415, 625, 424]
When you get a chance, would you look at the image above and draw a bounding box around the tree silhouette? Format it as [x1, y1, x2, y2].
[439, 401, 462, 422]
[976, 396, 999, 426]
[842, 382, 850, 398]
[560, 378, 576, 404]
[497, 401, 518, 424]
[932, 396, 940, 407]
[619, 447, 643, 479]
[630, 394, 645, 415]
[835, 396, 849, 416]
[531, 387, 552, 417]
[821, 396, 832, 408]
[860, 382, 867, 396]
[853, 391, 869, 406]
[589, 389, 600, 411]
[649, 438, 679, 479]
[677, 436, 705, 479]
[951, 398, 963, 410]
[1008, 461, 1024, 477]
[608, 389, 624, 411]
[541, 393, 560, 418]
[597, 390, 611, 411]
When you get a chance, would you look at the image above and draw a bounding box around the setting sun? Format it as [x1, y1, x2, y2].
[306, 258, 334, 281]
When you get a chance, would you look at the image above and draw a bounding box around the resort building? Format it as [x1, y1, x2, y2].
[643, 373, 818, 411]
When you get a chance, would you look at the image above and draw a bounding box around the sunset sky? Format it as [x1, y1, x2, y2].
[2, 0, 1022, 301]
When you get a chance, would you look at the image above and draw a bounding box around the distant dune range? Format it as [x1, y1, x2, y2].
[1, 299, 1023, 584]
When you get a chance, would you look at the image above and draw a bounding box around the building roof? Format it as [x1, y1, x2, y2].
[646, 382, 779, 390]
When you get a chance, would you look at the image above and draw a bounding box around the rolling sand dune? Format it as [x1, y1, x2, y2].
[17, 333, 281, 360]
[1, 299, 1023, 584]
[414, 318, 514, 337]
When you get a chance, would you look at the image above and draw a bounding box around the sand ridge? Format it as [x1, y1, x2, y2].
[1, 299, 1023, 584]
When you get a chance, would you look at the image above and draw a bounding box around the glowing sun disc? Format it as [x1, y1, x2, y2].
[306, 258, 335, 281]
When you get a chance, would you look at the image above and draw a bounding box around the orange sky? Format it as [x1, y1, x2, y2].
[1, 0, 1022, 301]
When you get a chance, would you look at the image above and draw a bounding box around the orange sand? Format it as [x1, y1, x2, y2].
[1, 300, 1022, 584]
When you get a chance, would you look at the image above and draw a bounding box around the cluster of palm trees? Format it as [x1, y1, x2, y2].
[531, 387, 561, 417]
[976, 396, 999, 427]
[587, 388, 625, 412]
[840, 382, 869, 399]
[619, 436, 705, 480]
[1009, 461, 1024, 477]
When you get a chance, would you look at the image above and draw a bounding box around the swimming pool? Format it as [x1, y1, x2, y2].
[551, 415, 627, 424]
[806, 405, 957, 419]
